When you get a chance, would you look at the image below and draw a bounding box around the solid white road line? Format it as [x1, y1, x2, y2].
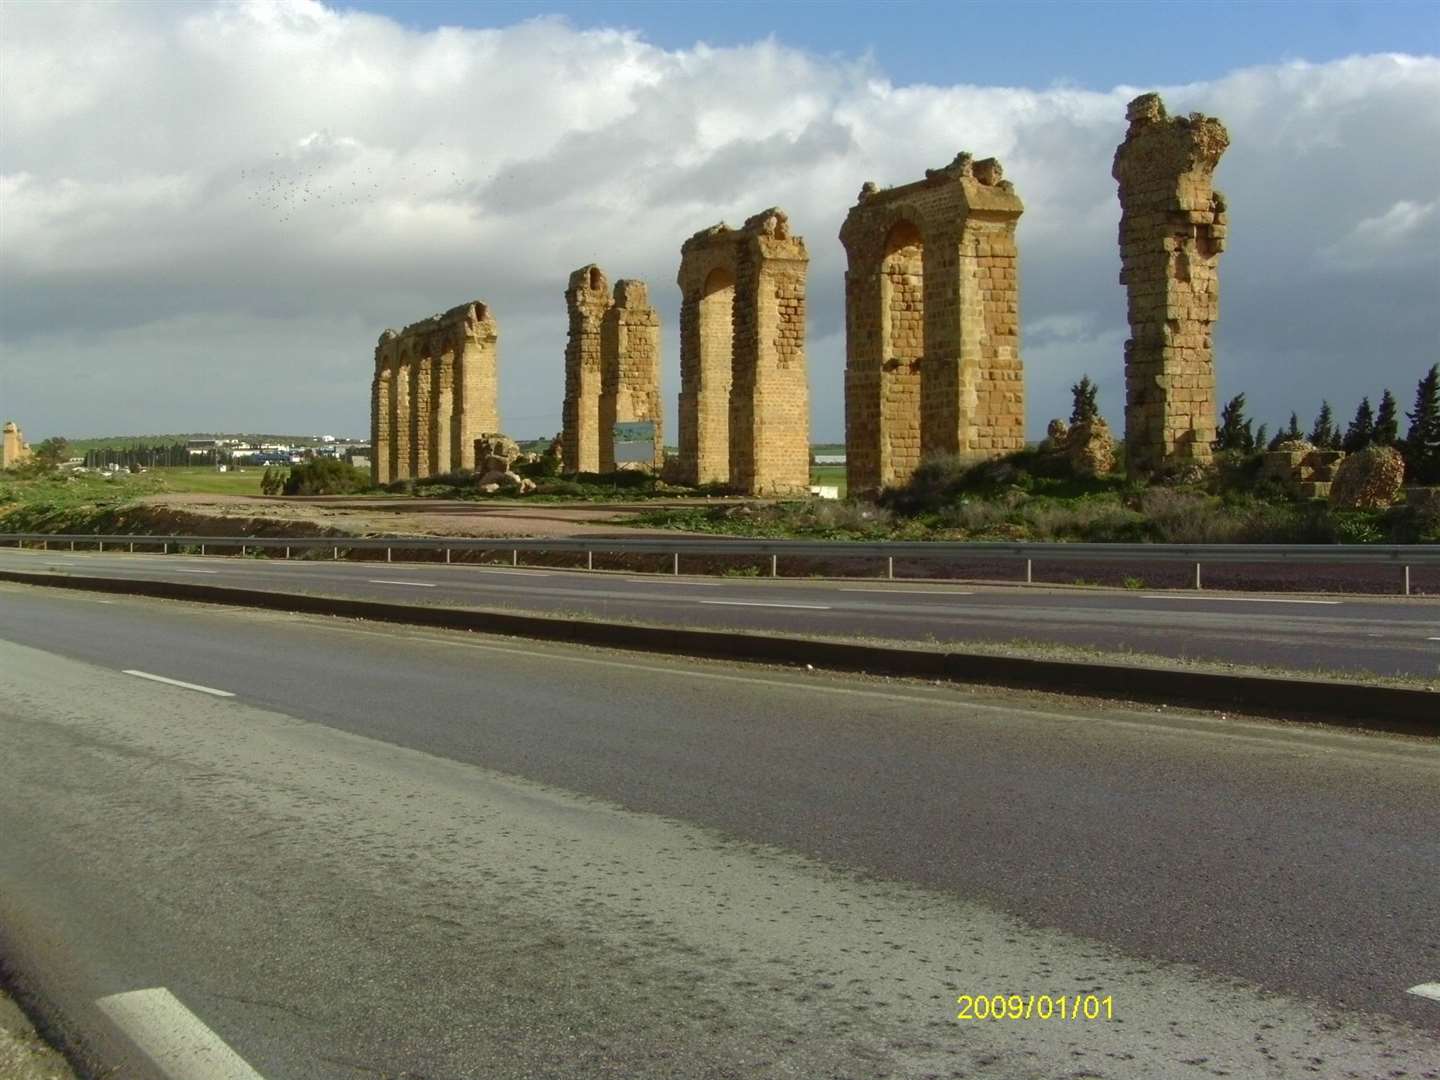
[367, 579, 438, 588]
[839, 588, 976, 596]
[1427, 637, 1440, 642]
[1407, 982, 1440, 1003]
[699, 599, 832, 610]
[97, 987, 265, 1080]
[474, 568, 551, 576]
[1140, 594, 1341, 605]
[122, 671, 236, 698]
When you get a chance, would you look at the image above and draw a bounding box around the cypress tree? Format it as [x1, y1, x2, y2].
[1403, 363, 1440, 483]
[1216, 393, 1254, 451]
[1374, 389, 1400, 446]
[1069, 375, 1099, 425]
[1254, 423, 1269, 452]
[1308, 402, 1338, 449]
[1342, 397, 1375, 454]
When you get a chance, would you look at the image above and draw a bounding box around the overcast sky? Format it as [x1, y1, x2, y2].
[1, 0, 1437, 444]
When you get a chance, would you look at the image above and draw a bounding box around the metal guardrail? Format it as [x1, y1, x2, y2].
[3, 532, 1436, 593]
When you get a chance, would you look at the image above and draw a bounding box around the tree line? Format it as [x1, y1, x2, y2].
[1214, 363, 1440, 483]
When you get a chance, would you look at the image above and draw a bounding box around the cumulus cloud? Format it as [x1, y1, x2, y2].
[1, 0, 1437, 444]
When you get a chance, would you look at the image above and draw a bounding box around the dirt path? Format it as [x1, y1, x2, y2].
[139, 493, 701, 538]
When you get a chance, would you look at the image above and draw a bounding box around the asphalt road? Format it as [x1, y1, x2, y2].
[0, 583, 1437, 1079]
[1, 546, 1438, 679]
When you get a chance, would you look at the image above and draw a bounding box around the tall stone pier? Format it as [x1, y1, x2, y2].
[1112, 92, 1229, 476]
[562, 267, 663, 473]
[370, 301, 499, 485]
[600, 279, 663, 471]
[676, 208, 810, 495]
[839, 154, 1025, 497]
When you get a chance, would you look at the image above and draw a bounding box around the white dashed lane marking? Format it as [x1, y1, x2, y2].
[1407, 982, 1440, 1004]
[368, 579, 437, 588]
[122, 671, 235, 698]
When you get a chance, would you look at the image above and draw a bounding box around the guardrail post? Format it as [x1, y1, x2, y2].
[386, 547, 392, 563]
[1403, 565, 1411, 596]
[770, 554, 778, 578]
[200, 543, 205, 556]
[70, 540, 75, 551]
[98, 540, 104, 552]
[1194, 562, 1202, 591]
[129, 541, 134, 553]
[42, 539, 48, 551]
[241, 544, 246, 557]
[512, 549, 518, 567]
[333, 546, 339, 561]
[1026, 558, 1033, 585]
[887, 555, 894, 580]
[673, 552, 679, 576]
[586, 549, 593, 571]
[163, 542, 168, 555]
[445, 547, 451, 565]
[285, 546, 291, 560]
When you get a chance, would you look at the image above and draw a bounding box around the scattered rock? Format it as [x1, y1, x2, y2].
[1330, 446, 1405, 510]
[1065, 418, 1115, 477]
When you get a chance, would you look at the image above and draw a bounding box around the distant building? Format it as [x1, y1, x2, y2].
[2, 421, 33, 468]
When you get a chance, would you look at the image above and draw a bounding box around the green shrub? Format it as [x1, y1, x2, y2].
[282, 458, 372, 496]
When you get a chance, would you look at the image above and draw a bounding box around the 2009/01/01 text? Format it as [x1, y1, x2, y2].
[956, 994, 1114, 1021]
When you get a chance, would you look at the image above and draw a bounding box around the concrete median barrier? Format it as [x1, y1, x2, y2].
[1, 568, 1433, 735]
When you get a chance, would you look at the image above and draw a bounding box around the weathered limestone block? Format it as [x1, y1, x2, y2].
[1260, 442, 1347, 499]
[1329, 446, 1405, 510]
[677, 208, 810, 495]
[840, 153, 1025, 497]
[371, 302, 499, 484]
[1066, 418, 1116, 477]
[1113, 93, 1229, 478]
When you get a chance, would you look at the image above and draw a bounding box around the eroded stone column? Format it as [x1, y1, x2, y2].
[730, 208, 810, 496]
[452, 303, 500, 471]
[392, 348, 413, 480]
[1113, 92, 1229, 477]
[563, 265, 611, 474]
[840, 155, 1024, 497]
[677, 232, 736, 486]
[600, 279, 663, 471]
[371, 331, 396, 486]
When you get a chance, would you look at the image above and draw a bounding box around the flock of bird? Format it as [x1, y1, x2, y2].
[239, 144, 483, 223]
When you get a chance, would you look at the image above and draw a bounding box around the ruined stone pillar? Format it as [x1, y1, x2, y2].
[430, 349, 453, 475]
[840, 156, 1024, 496]
[370, 332, 396, 486]
[678, 229, 737, 486]
[1113, 92, 1229, 477]
[730, 209, 810, 495]
[452, 303, 499, 471]
[411, 339, 433, 478]
[563, 266, 611, 474]
[392, 349, 413, 480]
[600, 279, 663, 471]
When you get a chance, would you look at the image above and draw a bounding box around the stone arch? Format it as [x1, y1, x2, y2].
[880, 218, 924, 485]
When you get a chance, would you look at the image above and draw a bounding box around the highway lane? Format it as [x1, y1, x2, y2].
[1, 545, 1438, 678]
[0, 584, 1437, 1079]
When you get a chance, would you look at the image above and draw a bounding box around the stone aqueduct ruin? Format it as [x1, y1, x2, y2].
[370, 301, 499, 484]
[676, 208, 811, 495]
[370, 94, 1226, 491]
[840, 153, 1026, 496]
[562, 266, 664, 473]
